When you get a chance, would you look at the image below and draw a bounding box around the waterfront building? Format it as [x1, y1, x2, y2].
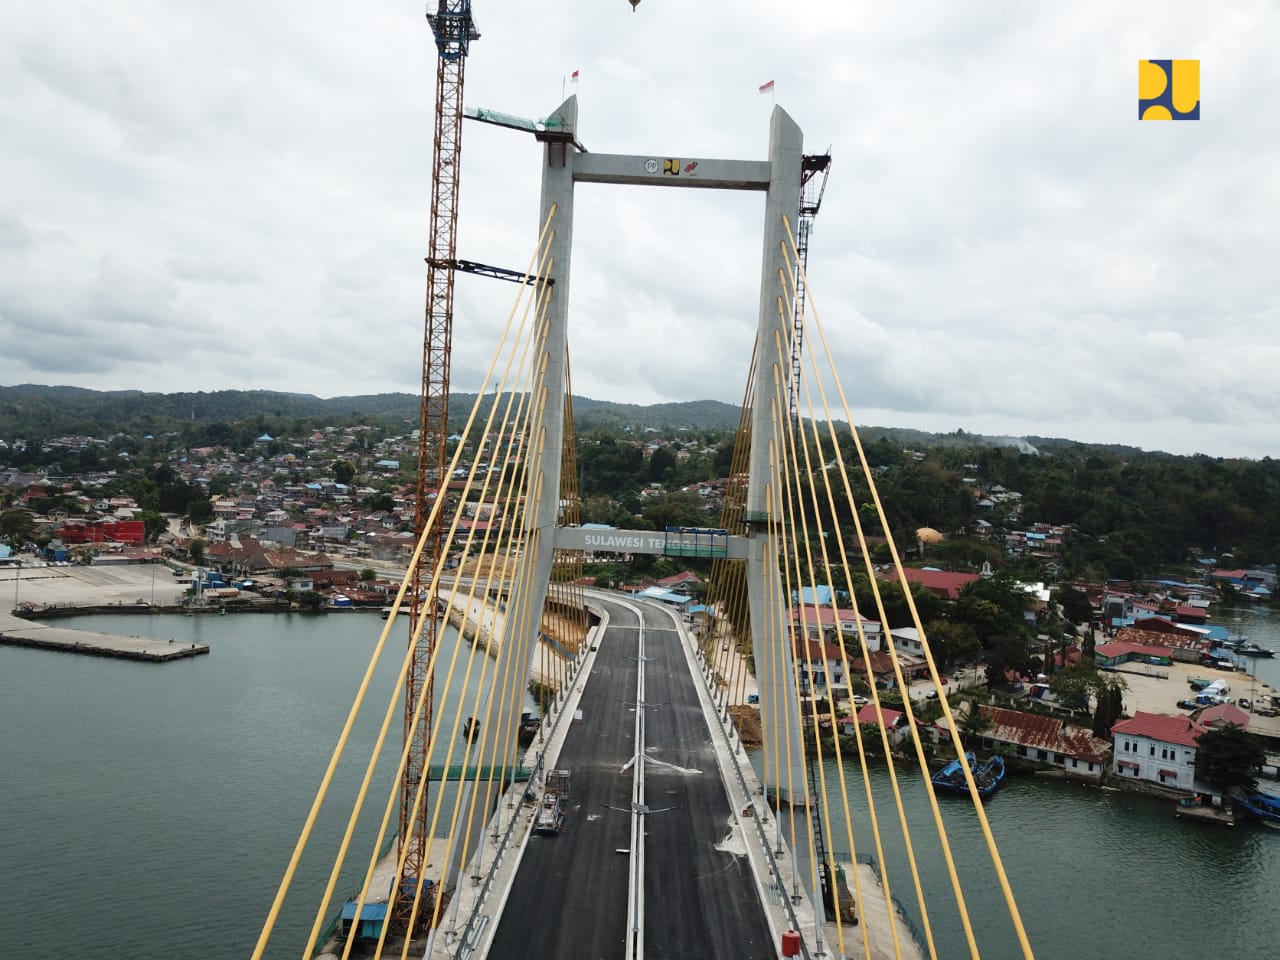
[955, 705, 1112, 779]
[1111, 711, 1204, 792]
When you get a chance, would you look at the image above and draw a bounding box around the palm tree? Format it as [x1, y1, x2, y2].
[958, 699, 993, 743]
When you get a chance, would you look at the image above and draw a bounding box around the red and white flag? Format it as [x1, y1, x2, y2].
[570, 69, 580, 85]
[758, 79, 775, 94]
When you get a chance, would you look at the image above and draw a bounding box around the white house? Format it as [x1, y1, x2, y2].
[1111, 711, 1204, 792]
[790, 604, 882, 650]
[791, 636, 849, 692]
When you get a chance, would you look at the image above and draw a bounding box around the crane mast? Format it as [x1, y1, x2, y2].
[401, 1, 478, 921]
[789, 152, 832, 422]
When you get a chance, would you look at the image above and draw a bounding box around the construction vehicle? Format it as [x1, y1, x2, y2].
[534, 769, 571, 836]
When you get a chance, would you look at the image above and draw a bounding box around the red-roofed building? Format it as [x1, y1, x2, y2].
[963, 705, 1111, 779]
[847, 650, 902, 687]
[792, 636, 849, 691]
[1095, 640, 1174, 668]
[887, 568, 978, 600]
[1112, 711, 1206, 791]
[790, 604, 882, 647]
[1128, 616, 1202, 638]
[657, 571, 702, 588]
[839, 704, 911, 744]
[852, 703, 907, 728]
[1196, 703, 1250, 731]
[1173, 604, 1208, 623]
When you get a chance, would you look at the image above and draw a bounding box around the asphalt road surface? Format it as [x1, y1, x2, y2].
[487, 598, 639, 960]
[487, 596, 772, 959]
[640, 603, 773, 959]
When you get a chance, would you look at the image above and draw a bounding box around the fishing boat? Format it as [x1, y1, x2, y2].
[1237, 642, 1275, 659]
[932, 752, 1006, 799]
[1234, 789, 1280, 829]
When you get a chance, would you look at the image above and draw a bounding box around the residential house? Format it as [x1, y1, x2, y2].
[790, 604, 882, 649]
[839, 703, 912, 746]
[792, 636, 849, 692]
[1195, 703, 1250, 731]
[658, 570, 703, 590]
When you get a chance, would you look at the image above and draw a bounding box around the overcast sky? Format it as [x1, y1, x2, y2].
[2, 1, 1276, 457]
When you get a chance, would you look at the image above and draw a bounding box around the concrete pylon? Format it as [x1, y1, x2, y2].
[745, 107, 807, 802]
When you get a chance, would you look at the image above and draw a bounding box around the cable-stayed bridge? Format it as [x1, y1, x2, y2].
[250, 95, 1036, 960]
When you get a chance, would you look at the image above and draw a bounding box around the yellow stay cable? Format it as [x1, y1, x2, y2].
[767, 340, 875, 960]
[779, 229, 958, 960]
[781, 215, 1036, 960]
[250, 205, 560, 960]
[421, 281, 554, 937]
[373, 273, 550, 952]
[443, 334, 548, 931]
[387, 261, 555, 953]
[764, 429, 806, 883]
[768, 385, 835, 943]
[775, 252, 932, 960]
[329, 239, 555, 960]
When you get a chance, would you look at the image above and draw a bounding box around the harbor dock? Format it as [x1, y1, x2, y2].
[0, 612, 209, 663]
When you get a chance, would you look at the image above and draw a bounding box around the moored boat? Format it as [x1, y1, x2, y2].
[1237, 642, 1275, 659]
[1235, 789, 1280, 829]
[932, 753, 1006, 799]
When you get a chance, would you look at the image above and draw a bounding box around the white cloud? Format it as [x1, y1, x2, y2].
[0, 0, 1277, 457]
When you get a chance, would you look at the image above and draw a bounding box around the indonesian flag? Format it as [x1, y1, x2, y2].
[570, 69, 580, 84]
[758, 79, 775, 94]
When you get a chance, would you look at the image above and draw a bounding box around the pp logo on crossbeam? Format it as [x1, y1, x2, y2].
[1139, 59, 1199, 120]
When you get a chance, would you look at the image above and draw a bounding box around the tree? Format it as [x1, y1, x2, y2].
[1195, 724, 1266, 791]
[958, 699, 993, 740]
[187, 497, 213, 525]
[985, 633, 1034, 689]
[358, 567, 377, 582]
[333, 459, 356, 486]
[136, 510, 167, 543]
[1, 509, 36, 547]
[952, 573, 1030, 640]
[363, 492, 395, 512]
[1091, 684, 1125, 739]
[1050, 662, 1123, 712]
[1056, 585, 1094, 626]
[919, 619, 981, 668]
[189, 538, 206, 566]
[647, 446, 676, 483]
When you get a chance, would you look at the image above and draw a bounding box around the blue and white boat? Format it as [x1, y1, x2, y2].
[932, 753, 1006, 799]
[1235, 789, 1280, 829]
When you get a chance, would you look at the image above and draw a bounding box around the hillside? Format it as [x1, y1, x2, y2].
[0, 383, 1131, 456]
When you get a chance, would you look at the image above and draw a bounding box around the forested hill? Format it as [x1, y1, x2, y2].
[1, 384, 1136, 458]
[0, 384, 753, 437]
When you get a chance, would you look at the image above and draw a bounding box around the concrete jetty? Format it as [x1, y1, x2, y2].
[0, 615, 209, 662]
